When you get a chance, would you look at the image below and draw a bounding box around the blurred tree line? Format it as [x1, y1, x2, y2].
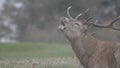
[0, 0, 120, 43]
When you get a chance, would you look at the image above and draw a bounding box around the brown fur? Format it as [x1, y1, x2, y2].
[70, 34, 120, 68]
[59, 17, 120, 68]
[59, 7, 120, 67]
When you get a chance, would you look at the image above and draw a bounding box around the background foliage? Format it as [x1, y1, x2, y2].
[0, 0, 120, 43]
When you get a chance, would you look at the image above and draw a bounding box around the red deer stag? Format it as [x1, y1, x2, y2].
[59, 6, 120, 68]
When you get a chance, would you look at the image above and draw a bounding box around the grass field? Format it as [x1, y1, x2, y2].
[0, 43, 82, 68]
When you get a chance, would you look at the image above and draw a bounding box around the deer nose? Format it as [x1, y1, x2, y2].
[63, 17, 69, 22]
[61, 17, 69, 25]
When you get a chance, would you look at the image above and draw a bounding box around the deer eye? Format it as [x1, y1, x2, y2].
[74, 23, 80, 27]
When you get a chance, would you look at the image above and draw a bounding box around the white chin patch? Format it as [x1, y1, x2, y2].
[58, 25, 65, 30]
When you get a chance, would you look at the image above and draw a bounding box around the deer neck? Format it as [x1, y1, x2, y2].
[70, 34, 98, 65]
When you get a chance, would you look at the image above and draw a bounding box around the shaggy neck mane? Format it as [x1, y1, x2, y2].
[70, 34, 98, 66]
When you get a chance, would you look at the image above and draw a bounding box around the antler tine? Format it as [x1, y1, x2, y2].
[93, 24, 120, 30]
[109, 16, 120, 26]
[75, 8, 90, 20]
[75, 13, 82, 20]
[67, 6, 74, 20]
[109, 16, 120, 30]
[84, 16, 94, 24]
[90, 16, 120, 30]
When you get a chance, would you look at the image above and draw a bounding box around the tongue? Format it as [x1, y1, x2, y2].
[58, 25, 65, 30]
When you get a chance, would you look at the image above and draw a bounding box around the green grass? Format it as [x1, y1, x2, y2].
[0, 43, 75, 59]
[0, 43, 82, 68]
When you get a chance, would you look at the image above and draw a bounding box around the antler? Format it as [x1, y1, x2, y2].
[67, 6, 89, 20]
[75, 8, 89, 20]
[67, 6, 74, 20]
[89, 16, 120, 30]
[67, 6, 120, 30]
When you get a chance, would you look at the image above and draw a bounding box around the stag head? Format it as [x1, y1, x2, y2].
[59, 6, 120, 41]
[59, 6, 90, 41]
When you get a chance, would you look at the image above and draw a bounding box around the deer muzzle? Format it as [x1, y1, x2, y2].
[58, 17, 68, 30]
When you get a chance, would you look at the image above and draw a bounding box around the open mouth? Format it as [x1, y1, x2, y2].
[61, 19, 65, 26]
[58, 18, 66, 30]
[58, 25, 65, 30]
[58, 22, 65, 30]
